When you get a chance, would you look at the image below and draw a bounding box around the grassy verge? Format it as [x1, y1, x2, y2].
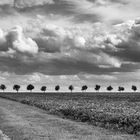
[0, 92, 140, 135]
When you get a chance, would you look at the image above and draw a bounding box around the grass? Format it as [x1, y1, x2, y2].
[0, 92, 140, 135]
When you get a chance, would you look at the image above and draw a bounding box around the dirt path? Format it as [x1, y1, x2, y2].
[0, 98, 138, 140]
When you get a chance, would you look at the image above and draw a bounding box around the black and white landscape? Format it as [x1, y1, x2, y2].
[0, 0, 140, 140]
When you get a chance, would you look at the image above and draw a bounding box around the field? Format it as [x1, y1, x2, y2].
[0, 92, 140, 135]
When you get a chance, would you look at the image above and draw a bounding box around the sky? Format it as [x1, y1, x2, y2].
[0, 0, 140, 91]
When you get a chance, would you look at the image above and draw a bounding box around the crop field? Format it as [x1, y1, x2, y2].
[0, 92, 140, 135]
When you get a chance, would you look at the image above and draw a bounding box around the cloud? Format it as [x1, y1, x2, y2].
[93, 0, 129, 5]
[16, 0, 100, 24]
[28, 73, 41, 83]
[35, 37, 61, 53]
[0, 28, 7, 51]
[74, 36, 86, 47]
[106, 19, 140, 63]
[78, 73, 117, 84]
[81, 18, 140, 66]
[0, 20, 125, 76]
[0, 0, 139, 29]
[14, 0, 54, 8]
[33, 23, 89, 52]
[98, 52, 121, 68]
[64, 0, 139, 24]
[7, 26, 38, 54]
[0, 0, 12, 5]
[0, 18, 140, 77]
[0, 5, 17, 17]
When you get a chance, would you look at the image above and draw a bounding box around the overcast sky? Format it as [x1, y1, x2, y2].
[0, 0, 140, 91]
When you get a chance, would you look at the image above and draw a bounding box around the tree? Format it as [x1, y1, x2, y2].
[81, 85, 88, 92]
[107, 85, 113, 91]
[27, 84, 34, 92]
[69, 85, 74, 92]
[13, 85, 20, 93]
[132, 85, 137, 92]
[0, 84, 6, 92]
[118, 86, 125, 92]
[55, 85, 60, 92]
[41, 86, 47, 93]
[95, 85, 101, 92]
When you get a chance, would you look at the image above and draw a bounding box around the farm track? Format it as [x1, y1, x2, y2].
[0, 98, 138, 140]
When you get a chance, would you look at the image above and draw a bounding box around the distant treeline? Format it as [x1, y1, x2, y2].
[0, 84, 138, 92]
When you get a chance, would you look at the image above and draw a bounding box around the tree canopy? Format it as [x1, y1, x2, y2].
[55, 85, 60, 91]
[27, 84, 34, 92]
[95, 85, 101, 91]
[81, 85, 88, 92]
[13, 85, 20, 92]
[107, 86, 113, 91]
[69, 85, 74, 92]
[41, 86, 47, 92]
[0, 84, 6, 92]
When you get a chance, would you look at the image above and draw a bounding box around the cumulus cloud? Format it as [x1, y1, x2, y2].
[74, 36, 86, 47]
[33, 24, 90, 52]
[0, 18, 140, 77]
[0, 28, 7, 51]
[98, 52, 121, 68]
[108, 19, 140, 62]
[7, 26, 38, 54]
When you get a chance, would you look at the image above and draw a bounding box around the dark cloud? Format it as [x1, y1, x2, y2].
[0, 48, 135, 76]
[35, 38, 61, 53]
[109, 0, 128, 5]
[17, 0, 101, 23]
[18, 1, 75, 15]
[0, 17, 140, 78]
[0, 4, 17, 17]
[72, 13, 100, 23]
[112, 43, 140, 62]
[88, 0, 129, 5]
[0, 54, 114, 75]
[102, 22, 140, 63]
[14, 0, 54, 8]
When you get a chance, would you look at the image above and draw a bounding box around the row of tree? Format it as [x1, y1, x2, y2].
[0, 84, 138, 92]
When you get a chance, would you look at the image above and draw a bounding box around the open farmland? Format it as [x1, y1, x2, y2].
[0, 92, 140, 135]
